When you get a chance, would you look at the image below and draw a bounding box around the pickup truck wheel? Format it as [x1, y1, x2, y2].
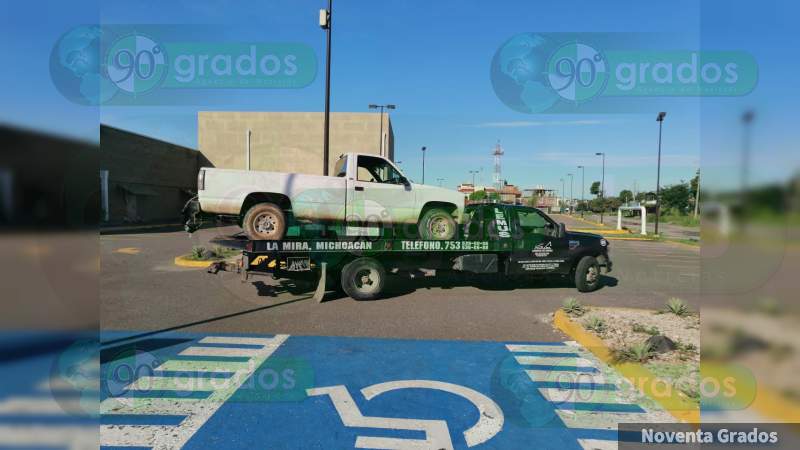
[575, 255, 601, 293]
[418, 208, 457, 240]
[243, 203, 286, 240]
[341, 257, 385, 300]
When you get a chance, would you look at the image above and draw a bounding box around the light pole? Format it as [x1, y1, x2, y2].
[319, 0, 333, 175]
[654, 112, 666, 236]
[741, 110, 754, 197]
[469, 170, 479, 187]
[595, 152, 605, 224]
[421, 146, 427, 184]
[560, 178, 565, 213]
[577, 165, 585, 217]
[567, 173, 574, 214]
[368, 104, 395, 156]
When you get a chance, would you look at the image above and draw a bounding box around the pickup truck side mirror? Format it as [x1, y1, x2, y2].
[399, 176, 411, 187]
[558, 222, 566, 238]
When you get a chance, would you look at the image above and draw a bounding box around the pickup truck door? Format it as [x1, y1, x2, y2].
[509, 207, 570, 274]
[346, 155, 415, 229]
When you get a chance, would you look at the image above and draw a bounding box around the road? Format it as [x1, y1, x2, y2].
[101, 220, 699, 342]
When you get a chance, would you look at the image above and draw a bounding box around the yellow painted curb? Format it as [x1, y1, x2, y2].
[174, 255, 214, 268]
[751, 384, 800, 422]
[554, 309, 700, 423]
[114, 247, 141, 254]
[605, 236, 657, 241]
[572, 228, 631, 235]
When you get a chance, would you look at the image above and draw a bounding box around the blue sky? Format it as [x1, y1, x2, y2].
[3, 0, 797, 197]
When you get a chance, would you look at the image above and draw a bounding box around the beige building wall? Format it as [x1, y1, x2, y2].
[198, 111, 394, 175]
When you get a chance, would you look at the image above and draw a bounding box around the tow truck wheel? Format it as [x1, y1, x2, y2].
[341, 257, 386, 300]
[418, 208, 457, 240]
[575, 255, 601, 293]
[243, 202, 286, 240]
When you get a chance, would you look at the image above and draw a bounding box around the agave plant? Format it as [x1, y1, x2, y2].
[612, 342, 656, 363]
[665, 298, 690, 317]
[191, 246, 206, 259]
[584, 316, 607, 334]
[562, 297, 587, 316]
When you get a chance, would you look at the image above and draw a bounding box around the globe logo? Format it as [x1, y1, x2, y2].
[49, 338, 100, 417]
[490, 33, 608, 113]
[106, 34, 168, 94]
[49, 26, 118, 105]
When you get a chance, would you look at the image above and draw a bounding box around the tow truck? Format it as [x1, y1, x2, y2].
[234, 203, 612, 301]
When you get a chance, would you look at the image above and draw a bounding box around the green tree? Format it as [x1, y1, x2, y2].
[660, 183, 691, 214]
[619, 189, 633, 203]
[527, 195, 540, 207]
[469, 190, 487, 201]
[590, 181, 601, 196]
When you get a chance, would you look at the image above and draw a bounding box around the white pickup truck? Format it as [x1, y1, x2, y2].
[191, 153, 465, 240]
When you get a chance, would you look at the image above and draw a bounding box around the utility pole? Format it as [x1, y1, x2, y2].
[577, 165, 585, 217]
[567, 173, 574, 214]
[595, 152, 605, 224]
[693, 169, 700, 219]
[560, 178, 565, 213]
[655, 112, 666, 236]
[368, 104, 396, 156]
[319, 0, 333, 175]
[421, 146, 427, 184]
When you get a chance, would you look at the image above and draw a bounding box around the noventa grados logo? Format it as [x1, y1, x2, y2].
[106, 34, 168, 95]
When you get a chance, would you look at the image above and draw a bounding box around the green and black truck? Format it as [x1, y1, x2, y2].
[240, 203, 612, 300]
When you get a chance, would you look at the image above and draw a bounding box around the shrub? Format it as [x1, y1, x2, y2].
[611, 342, 656, 363]
[562, 297, 587, 316]
[584, 316, 607, 334]
[191, 246, 206, 259]
[632, 323, 660, 336]
[665, 298, 690, 317]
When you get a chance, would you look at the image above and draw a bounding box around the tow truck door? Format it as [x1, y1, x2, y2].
[509, 207, 570, 274]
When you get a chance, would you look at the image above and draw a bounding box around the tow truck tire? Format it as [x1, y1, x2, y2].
[243, 203, 286, 240]
[341, 257, 386, 300]
[575, 255, 601, 293]
[418, 208, 457, 240]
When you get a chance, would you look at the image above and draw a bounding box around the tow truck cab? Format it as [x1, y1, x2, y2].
[462, 203, 612, 277]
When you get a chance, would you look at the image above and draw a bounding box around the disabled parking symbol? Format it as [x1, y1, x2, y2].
[308, 379, 504, 449]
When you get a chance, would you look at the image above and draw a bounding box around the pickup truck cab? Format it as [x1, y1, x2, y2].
[192, 153, 465, 240]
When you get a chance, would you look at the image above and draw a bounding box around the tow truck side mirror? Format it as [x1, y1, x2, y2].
[558, 222, 566, 238]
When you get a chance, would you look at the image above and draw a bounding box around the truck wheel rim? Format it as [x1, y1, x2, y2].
[354, 268, 379, 294]
[586, 265, 599, 283]
[255, 213, 277, 235]
[429, 217, 451, 239]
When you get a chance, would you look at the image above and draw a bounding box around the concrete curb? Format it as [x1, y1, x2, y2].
[571, 228, 631, 235]
[605, 236, 658, 241]
[174, 255, 214, 268]
[553, 309, 700, 423]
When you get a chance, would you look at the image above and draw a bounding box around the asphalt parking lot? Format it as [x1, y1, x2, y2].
[101, 216, 699, 343]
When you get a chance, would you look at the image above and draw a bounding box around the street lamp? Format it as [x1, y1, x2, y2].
[319, 0, 333, 175]
[421, 146, 427, 184]
[654, 112, 666, 235]
[595, 152, 605, 224]
[577, 165, 585, 217]
[567, 173, 574, 214]
[469, 170, 479, 186]
[741, 109, 755, 194]
[368, 103, 396, 156]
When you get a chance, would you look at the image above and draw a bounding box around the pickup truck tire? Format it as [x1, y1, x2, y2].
[341, 257, 386, 300]
[243, 203, 286, 240]
[574, 255, 601, 293]
[418, 208, 457, 240]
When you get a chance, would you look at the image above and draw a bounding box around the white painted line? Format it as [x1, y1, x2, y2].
[557, 410, 656, 430]
[515, 356, 594, 367]
[156, 359, 252, 373]
[525, 370, 610, 385]
[100, 334, 289, 448]
[505, 344, 576, 353]
[179, 346, 262, 358]
[538, 387, 626, 404]
[125, 375, 233, 392]
[0, 425, 97, 449]
[102, 397, 215, 416]
[0, 397, 80, 414]
[579, 438, 618, 450]
[198, 336, 274, 346]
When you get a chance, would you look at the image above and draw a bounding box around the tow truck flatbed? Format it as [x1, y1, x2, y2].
[238, 203, 612, 301]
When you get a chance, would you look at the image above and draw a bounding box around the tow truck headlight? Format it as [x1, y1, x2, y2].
[600, 238, 608, 247]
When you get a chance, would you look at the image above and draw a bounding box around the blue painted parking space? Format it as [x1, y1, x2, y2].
[98, 332, 673, 449]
